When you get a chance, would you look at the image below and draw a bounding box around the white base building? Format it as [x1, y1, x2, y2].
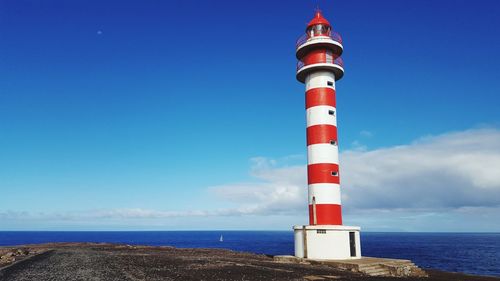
[294, 225, 361, 260]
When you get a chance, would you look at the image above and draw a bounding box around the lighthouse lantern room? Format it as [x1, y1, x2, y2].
[293, 10, 361, 260]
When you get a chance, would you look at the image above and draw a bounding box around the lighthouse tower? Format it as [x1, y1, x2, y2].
[293, 10, 361, 260]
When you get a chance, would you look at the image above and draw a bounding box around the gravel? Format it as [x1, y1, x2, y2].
[0, 243, 498, 281]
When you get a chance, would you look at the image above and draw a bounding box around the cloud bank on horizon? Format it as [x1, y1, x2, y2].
[2, 128, 500, 231]
[207, 127, 500, 231]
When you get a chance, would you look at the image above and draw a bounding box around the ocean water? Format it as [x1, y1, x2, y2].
[0, 231, 498, 277]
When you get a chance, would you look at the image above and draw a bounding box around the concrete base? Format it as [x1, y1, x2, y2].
[273, 255, 428, 277]
[293, 225, 361, 260]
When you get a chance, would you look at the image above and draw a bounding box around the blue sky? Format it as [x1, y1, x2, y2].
[1, 0, 500, 231]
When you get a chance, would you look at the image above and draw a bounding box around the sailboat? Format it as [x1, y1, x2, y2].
[219, 234, 223, 242]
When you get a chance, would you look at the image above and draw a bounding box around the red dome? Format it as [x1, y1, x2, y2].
[307, 10, 331, 29]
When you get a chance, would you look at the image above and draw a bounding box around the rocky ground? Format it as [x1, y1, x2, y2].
[0, 243, 498, 281]
[0, 247, 44, 267]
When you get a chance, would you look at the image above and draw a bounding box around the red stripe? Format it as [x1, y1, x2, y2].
[309, 204, 342, 225]
[307, 125, 337, 145]
[302, 49, 328, 65]
[306, 88, 336, 109]
[308, 163, 340, 184]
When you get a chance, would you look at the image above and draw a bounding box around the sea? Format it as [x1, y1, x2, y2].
[0, 231, 498, 277]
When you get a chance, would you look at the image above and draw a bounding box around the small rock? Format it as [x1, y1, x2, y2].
[16, 249, 29, 256]
[1, 252, 14, 258]
[304, 275, 325, 280]
[321, 276, 340, 280]
[0, 256, 15, 263]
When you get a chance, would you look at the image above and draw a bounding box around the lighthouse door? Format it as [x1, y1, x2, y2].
[349, 232, 356, 257]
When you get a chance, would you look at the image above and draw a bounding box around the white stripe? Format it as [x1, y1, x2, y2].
[308, 183, 341, 205]
[306, 105, 337, 127]
[296, 36, 343, 55]
[307, 143, 339, 165]
[305, 71, 335, 91]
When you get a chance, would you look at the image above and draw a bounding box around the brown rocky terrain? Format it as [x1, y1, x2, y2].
[0, 243, 498, 281]
[0, 247, 45, 267]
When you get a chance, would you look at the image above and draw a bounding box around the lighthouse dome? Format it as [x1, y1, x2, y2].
[307, 10, 331, 29]
[306, 10, 332, 37]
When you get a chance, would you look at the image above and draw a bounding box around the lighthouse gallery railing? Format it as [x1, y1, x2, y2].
[296, 31, 343, 49]
[297, 56, 344, 72]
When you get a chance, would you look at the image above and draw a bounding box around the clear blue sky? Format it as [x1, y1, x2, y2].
[1, 0, 500, 231]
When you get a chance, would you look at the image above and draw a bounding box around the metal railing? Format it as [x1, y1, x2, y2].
[296, 31, 343, 49]
[296, 56, 344, 72]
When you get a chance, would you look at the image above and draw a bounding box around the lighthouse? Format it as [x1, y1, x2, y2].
[293, 10, 361, 260]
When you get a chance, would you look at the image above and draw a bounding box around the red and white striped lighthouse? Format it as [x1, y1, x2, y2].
[299, 10, 344, 226]
[293, 10, 361, 260]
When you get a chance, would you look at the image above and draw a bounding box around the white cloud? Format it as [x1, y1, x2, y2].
[359, 130, 373, 137]
[209, 128, 500, 216]
[208, 157, 307, 215]
[350, 140, 367, 151]
[2, 128, 500, 230]
[342, 128, 500, 210]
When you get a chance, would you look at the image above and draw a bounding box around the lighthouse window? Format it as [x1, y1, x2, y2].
[328, 110, 335, 116]
[327, 81, 334, 86]
[331, 171, 338, 176]
[317, 229, 327, 234]
[330, 140, 337, 146]
[313, 24, 329, 36]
